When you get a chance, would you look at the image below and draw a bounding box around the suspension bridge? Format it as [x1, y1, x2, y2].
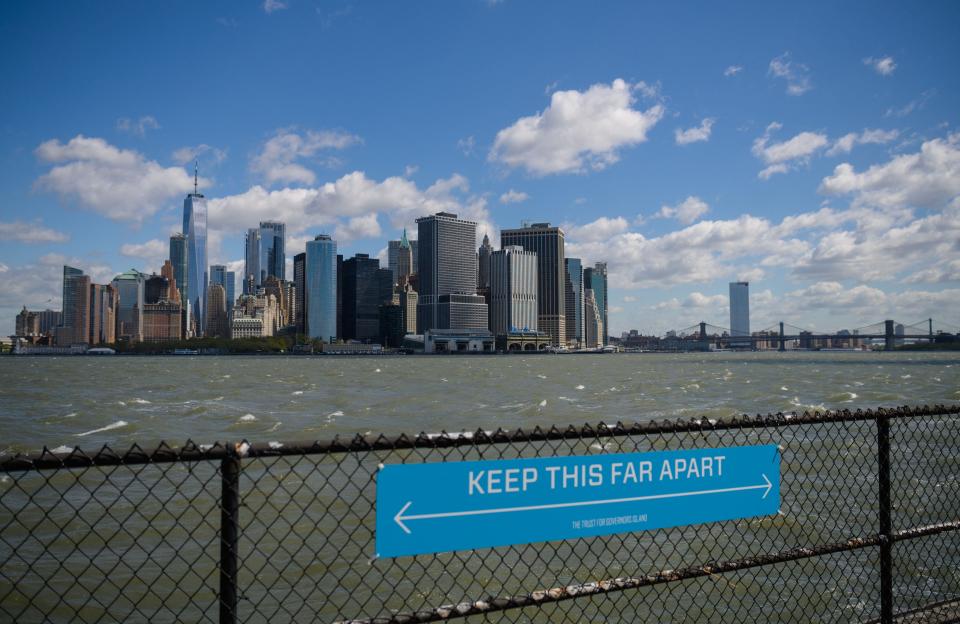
[668, 318, 960, 351]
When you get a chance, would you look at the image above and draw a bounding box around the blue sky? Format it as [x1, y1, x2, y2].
[1, 0, 959, 336]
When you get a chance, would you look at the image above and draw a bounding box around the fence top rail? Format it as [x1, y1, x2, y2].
[2, 404, 957, 472]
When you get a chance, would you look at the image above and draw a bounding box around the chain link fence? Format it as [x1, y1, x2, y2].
[2, 404, 958, 623]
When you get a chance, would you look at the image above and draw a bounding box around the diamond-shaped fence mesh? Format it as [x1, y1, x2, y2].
[1, 405, 958, 624]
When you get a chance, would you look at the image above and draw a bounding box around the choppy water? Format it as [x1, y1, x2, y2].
[1, 351, 957, 453]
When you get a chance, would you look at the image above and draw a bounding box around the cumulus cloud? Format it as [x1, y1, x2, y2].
[250, 128, 361, 186]
[683, 292, 728, 308]
[864, 56, 896, 76]
[656, 196, 710, 224]
[207, 170, 495, 249]
[675, 118, 715, 145]
[768, 52, 812, 95]
[0, 221, 69, 244]
[333, 214, 381, 243]
[499, 189, 529, 204]
[826, 128, 899, 156]
[119, 239, 168, 272]
[752, 122, 828, 178]
[723, 65, 743, 77]
[172, 144, 228, 166]
[562, 216, 629, 243]
[34, 135, 201, 222]
[116, 116, 159, 137]
[819, 134, 960, 210]
[489, 78, 664, 175]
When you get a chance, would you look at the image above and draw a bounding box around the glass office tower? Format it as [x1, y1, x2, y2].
[305, 234, 337, 342]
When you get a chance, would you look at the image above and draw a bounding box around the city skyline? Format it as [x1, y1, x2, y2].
[2, 1, 959, 337]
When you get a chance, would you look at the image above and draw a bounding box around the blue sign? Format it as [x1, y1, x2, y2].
[376, 444, 780, 557]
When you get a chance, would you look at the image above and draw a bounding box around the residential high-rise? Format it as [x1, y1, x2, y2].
[169, 234, 188, 303]
[416, 212, 486, 332]
[342, 254, 393, 341]
[564, 258, 584, 348]
[37, 310, 61, 335]
[305, 235, 337, 342]
[183, 164, 208, 334]
[584, 288, 603, 348]
[500, 223, 566, 346]
[583, 263, 608, 346]
[489, 246, 538, 336]
[477, 233, 493, 291]
[206, 283, 229, 338]
[89, 284, 117, 345]
[729, 281, 750, 344]
[57, 266, 90, 345]
[244, 228, 261, 294]
[259, 221, 286, 282]
[293, 252, 306, 335]
[112, 269, 146, 343]
[161, 260, 181, 304]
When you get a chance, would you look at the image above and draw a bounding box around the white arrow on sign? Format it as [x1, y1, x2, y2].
[393, 473, 772, 534]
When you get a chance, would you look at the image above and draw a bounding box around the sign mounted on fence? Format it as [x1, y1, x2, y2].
[375, 444, 780, 558]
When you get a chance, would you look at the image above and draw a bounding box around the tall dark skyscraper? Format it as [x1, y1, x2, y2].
[416, 212, 486, 332]
[501, 223, 566, 346]
[477, 233, 493, 291]
[259, 221, 286, 282]
[293, 252, 306, 336]
[584, 262, 608, 345]
[564, 257, 584, 347]
[244, 228, 260, 294]
[341, 254, 393, 341]
[182, 164, 208, 334]
[169, 233, 187, 304]
[58, 265, 90, 345]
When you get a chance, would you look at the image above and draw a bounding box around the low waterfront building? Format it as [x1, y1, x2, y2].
[424, 328, 495, 353]
[495, 330, 551, 352]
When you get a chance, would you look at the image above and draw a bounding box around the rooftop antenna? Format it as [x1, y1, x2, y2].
[193, 160, 198, 195]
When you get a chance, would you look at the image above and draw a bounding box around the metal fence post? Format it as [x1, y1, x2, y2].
[877, 414, 893, 624]
[220, 444, 241, 624]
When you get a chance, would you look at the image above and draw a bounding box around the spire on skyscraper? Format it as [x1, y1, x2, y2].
[193, 160, 198, 195]
[400, 227, 410, 248]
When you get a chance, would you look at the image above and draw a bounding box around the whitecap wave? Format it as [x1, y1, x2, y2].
[240, 414, 257, 422]
[76, 421, 128, 437]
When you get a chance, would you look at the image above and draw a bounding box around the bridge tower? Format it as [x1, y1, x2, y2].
[778, 322, 786, 352]
[884, 320, 895, 351]
[929, 318, 934, 344]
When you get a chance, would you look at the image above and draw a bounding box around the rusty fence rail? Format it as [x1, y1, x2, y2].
[1, 404, 959, 623]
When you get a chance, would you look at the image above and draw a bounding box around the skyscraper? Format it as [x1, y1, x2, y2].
[259, 221, 286, 282]
[389, 234, 419, 284]
[729, 281, 750, 344]
[342, 254, 393, 341]
[477, 233, 493, 291]
[57, 266, 90, 345]
[564, 258, 584, 348]
[111, 269, 145, 343]
[206, 283, 229, 338]
[500, 223, 566, 346]
[183, 164, 208, 334]
[489, 246, 538, 336]
[88, 284, 117, 345]
[584, 288, 603, 348]
[210, 265, 235, 313]
[396, 228, 414, 286]
[161, 260, 181, 304]
[584, 262, 608, 346]
[416, 212, 486, 332]
[293, 252, 306, 336]
[169, 233, 187, 304]
[145, 275, 170, 304]
[244, 228, 261, 294]
[305, 234, 337, 342]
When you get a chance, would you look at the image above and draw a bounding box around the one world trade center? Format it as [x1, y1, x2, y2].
[183, 163, 208, 336]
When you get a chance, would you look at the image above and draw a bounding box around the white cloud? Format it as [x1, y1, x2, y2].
[489, 78, 664, 175]
[457, 136, 476, 156]
[251, 128, 361, 186]
[0, 221, 69, 244]
[724, 65, 743, 77]
[768, 52, 812, 95]
[623, 295, 637, 302]
[34, 135, 201, 222]
[826, 128, 899, 156]
[656, 196, 710, 224]
[903, 258, 960, 284]
[119, 239, 168, 273]
[116, 116, 159, 137]
[263, 0, 287, 13]
[404, 164, 419, 177]
[752, 122, 828, 178]
[675, 118, 715, 145]
[785, 281, 887, 311]
[563, 216, 629, 243]
[333, 214, 381, 243]
[499, 189, 529, 204]
[864, 56, 896, 76]
[172, 144, 227, 166]
[683, 292, 728, 308]
[207, 170, 495, 249]
[819, 134, 960, 210]
[885, 89, 936, 118]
